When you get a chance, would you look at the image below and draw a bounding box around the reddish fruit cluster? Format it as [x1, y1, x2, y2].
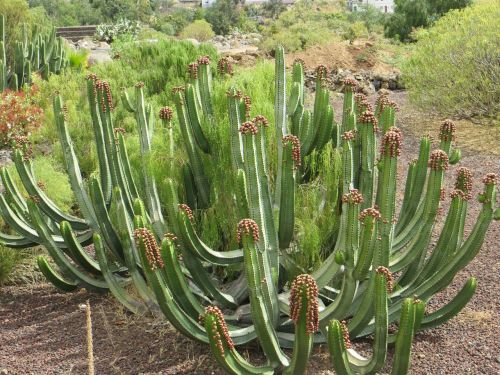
[359, 207, 381, 222]
[200, 306, 234, 355]
[289, 274, 319, 334]
[377, 94, 399, 113]
[380, 127, 402, 158]
[95, 80, 114, 112]
[439, 119, 456, 142]
[164, 232, 178, 242]
[11, 134, 33, 160]
[375, 89, 389, 108]
[187, 62, 198, 79]
[217, 57, 233, 76]
[342, 189, 364, 205]
[343, 77, 358, 90]
[354, 93, 372, 113]
[293, 58, 305, 68]
[197, 55, 211, 65]
[37, 181, 46, 191]
[454, 167, 473, 200]
[440, 188, 446, 201]
[28, 195, 40, 204]
[340, 321, 352, 349]
[376, 266, 394, 293]
[178, 204, 194, 222]
[113, 127, 125, 144]
[134, 228, 164, 269]
[226, 89, 243, 99]
[315, 65, 328, 81]
[171, 86, 185, 95]
[239, 121, 258, 135]
[253, 115, 269, 127]
[237, 219, 259, 244]
[159, 107, 173, 122]
[135, 82, 145, 88]
[482, 173, 497, 185]
[428, 150, 449, 171]
[243, 96, 251, 119]
[359, 111, 379, 131]
[283, 134, 301, 167]
[450, 189, 468, 200]
[341, 130, 355, 141]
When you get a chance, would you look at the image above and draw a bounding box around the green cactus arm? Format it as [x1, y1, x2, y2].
[36, 255, 78, 292]
[60, 221, 102, 275]
[235, 169, 250, 218]
[185, 83, 211, 154]
[181, 163, 198, 209]
[419, 277, 476, 330]
[0, 231, 36, 248]
[120, 88, 136, 112]
[197, 59, 214, 117]
[173, 91, 211, 208]
[390, 298, 418, 375]
[12, 150, 88, 230]
[278, 140, 296, 249]
[347, 275, 375, 337]
[327, 320, 356, 375]
[353, 215, 378, 281]
[94, 233, 147, 314]
[358, 118, 377, 209]
[241, 230, 289, 368]
[449, 148, 461, 164]
[28, 200, 108, 292]
[1, 168, 30, 223]
[177, 212, 243, 265]
[287, 82, 301, 116]
[274, 45, 287, 214]
[298, 110, 313, 156]
[311, 95, 333, 152]
[53, 95, 99, 227]
[227, 88, 244, 170]
[116, 133, 140, 199]
[290, 103, 304, 137]
[203, 311, 275, 375]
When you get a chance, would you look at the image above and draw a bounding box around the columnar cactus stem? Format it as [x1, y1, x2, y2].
[358, 111, 378, 208]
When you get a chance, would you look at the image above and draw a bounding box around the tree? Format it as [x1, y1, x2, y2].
[262, 0, 287, 19]
[384, 0, 429, 41]
[205, 0, 244, 35]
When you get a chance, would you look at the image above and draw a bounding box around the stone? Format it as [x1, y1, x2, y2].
[77, 39, 96, 50]
[184, 38, 199, 47]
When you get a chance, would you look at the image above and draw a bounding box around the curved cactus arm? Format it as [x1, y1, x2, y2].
[94, 233, 146, 314]
[287, 82, 301, 116]
[173, 91, 211, 208]
[120, 88, 136, 112]
[298, 110, 313, 157]
[178, 212, 243, 265]
[419, 277, 476, 331]
[13, 150, 88, 231]
[353, 212, 379, 281]
[311, 98, 334, 152]
[0, 231, 36, 248]
[53, 95, 99, 228]
[1, 167, 28, 214]
[196, 57, 214, 117]
[240, 225, 289, 368]
[358, 114, 378, 209]
[60, 221, 102, 275]
[274, 45, 287, 213]
[182, 163, 198, 208]
[203, 308, 275, 375]
[28, 200, 108, 292]
[227, 88, 244, 170]
[185, 83, 211, 154]
[116, 134, 140, 199]
[290, 103, 304, 137]
[327, 320, 356, 375]
[36, 255, 78, 292]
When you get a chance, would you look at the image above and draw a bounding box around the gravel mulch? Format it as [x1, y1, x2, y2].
[0, 92, 499, 374]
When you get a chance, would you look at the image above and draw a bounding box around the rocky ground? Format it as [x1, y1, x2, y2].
[0, 92, 499, 374]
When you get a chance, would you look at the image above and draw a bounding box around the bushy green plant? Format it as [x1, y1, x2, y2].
[205, 0, 245, 35]
[95, 18, 140, 43]
[180, 20, 215, 42]
[28, 0, 104, 26]
[401, 1, 500, 119]
[343, 21, 368, 44]
[0, 244, 22, 285]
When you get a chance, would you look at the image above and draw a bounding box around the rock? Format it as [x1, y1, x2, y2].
[0, 150, 13, 167]
[98, 41, 111, 49]
[77, 39, 96, 50]
[88, 50, 113, 65]
[184, 38, 199, 47]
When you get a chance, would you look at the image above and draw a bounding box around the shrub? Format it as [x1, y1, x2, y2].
[205, 0, 245, 35]
[180, 20, 215, 42]
[343, 21, 368, 44]
[95, 18, 140, 43]
[0, 88, 44, 149]
[401, 1, 500, 119]
[0, 245, 22, 285]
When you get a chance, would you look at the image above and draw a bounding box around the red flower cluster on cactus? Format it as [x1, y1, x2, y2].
[341, 130, 355, 141]
[187, 62, 198, 79]
[359, 207, 381, 222]
[197, 55, 211, 65]
[342, 189, 364, 204]
[243, 96, 251, 119]
[380, 127, 402, 158]
[439, 119, 456, 142]
[239, 121, 258, 135]
[454, 167, 473, 200]
[428, 150, 449, 171]
[200, 306, 234, 354]
[0, 88, 43, 150]
[283, 134, 301, 167]
[315, 65, 328, 81]
[340, 320, 352, 349]
[159, 107, 173, 122]
[289, 274, 319, 334]
[178, 204, 194, 221]
[237, 219, 259, 244]
[359, 111, 379, 130]
[134, 228, 164, 269]
[253, 115, 269, 127]
[482, 173, 496, 185]
[376, 266, 394, 293]
[217, 57, 233, 76]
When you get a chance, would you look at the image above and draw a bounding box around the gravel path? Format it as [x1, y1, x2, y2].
[1, 93, 499, 374]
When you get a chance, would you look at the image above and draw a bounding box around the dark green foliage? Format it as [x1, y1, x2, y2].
[0, 244, 22, 285]
[205, 0, 245, 35]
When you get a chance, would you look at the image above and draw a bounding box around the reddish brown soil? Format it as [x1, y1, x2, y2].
[1, 93, 499, 374]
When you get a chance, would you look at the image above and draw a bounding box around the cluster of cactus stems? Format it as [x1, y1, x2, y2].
[0, 45, 499, 374]
[1, 15, 68, 92]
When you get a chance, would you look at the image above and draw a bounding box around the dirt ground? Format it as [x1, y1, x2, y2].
[1, 92, 499, 375]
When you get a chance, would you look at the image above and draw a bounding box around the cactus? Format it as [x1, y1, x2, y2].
[1, 14, 68, 91]
[0, 46, 498, 375]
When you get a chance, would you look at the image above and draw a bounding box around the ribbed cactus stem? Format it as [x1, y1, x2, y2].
[342, 78, 357, 130]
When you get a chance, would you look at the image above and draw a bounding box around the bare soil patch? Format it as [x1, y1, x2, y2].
[1, 93, 499, 374]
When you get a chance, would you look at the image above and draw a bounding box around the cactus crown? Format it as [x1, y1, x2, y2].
[341, 130, 356, 141]
[178, 203, 194, 221]
[243, 95, 251, 119]
[197, 55, 211, 65]
[200, 306, 234, 355]
[171, 86, 185, 95]
[315, 65, 328, 82]
[163, 232, 178, 242]
[354, 93, 372, 113]
[376, 266, 394, 293]
[340, 320, 352, 349]
[289, 274, 319, 334]
[134, 228, 164, 269]
[343, 77, 357, 91]
[454, 167, 473, 199]
[239, 121, 258, 135]
[293, 58, 305, 68]
[342, 189, 364, 205]
[283, 134, 301, 167]
[359, 111, 379, 129]
[380, 127, 402, 158]
[187, 62, 198, 79]
[482, 173, 497, 185]
[359, 207, 381, 222]
[159, 106, 173, 121]
[217, 57, 233, 76]
[428, 150, 449, 171]
[237, 219, 259, 244]
[252, 115, 269, 127]
[439, 119, 456, 142]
